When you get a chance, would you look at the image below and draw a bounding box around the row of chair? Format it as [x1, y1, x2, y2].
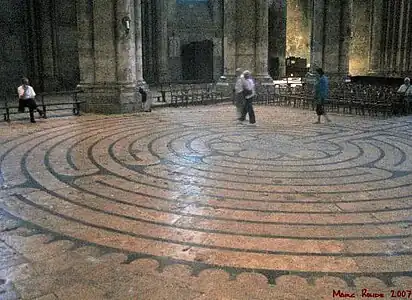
[254, 83, 409, 118]
[157, 83, 228, 107]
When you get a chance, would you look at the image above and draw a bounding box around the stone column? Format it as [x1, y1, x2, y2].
[26, 0, 42, 89]
[135, 0, 144, 84]
[310, 0, 325, 71]
[255, 0, 269, 77]
[76, 0, 145, 114]
[338, 0, 352, 76]
[76, 0, 95, 85]
[141, 0, 154, 83]
[397, 0, 408, 75]
[390, 0, 401, 74]
[39, 0, 58, 91]
[223, 0, 236, 77]
[323, 0, 341, 79]
[156, 0, 169, 83]
[218, 0, 273, 96]
[405, 0, 412, 73]
[383, 0, 394, 75]
[116, 0, 136, 85]
[368, 0, 383, 74]
[269, 0, 287, 78]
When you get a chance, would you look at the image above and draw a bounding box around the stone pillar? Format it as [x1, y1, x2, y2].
[26, 0, 42, 89]
[323, 0, 341, 79]
[156, 0, 169, 83]
[390, 0, 401, 74]
[255, 0, 269, 77]
[76, 0, 144, 114]
[338, 0, 352, 76]
[222, 0, 236, 77]
[223, 0, 272, 80]
[383, 0, 394, 75]
[39, 0, 58, 91]
[76, 0, 95, 85]
[142, 0, 155, 83]
[269, 0, 287, 79]
[397, 0, 408, 75]
[405, 0, 412, 74]
[310, 0, 325, 71]
[368, 0, 383, 75]
[116, 0, 137, 85]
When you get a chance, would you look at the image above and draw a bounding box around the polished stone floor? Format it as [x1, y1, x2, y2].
[0, 105, 412, 299]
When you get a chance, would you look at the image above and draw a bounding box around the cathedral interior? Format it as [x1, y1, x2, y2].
[1, 0, 411, 95]
[2, 1, 412, 299]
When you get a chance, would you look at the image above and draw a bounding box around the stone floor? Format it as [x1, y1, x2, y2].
[0, 104, 412, 299]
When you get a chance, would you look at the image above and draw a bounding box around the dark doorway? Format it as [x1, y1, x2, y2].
[181, 40, 213, 82]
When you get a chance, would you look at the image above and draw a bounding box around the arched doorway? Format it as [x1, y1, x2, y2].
[181, 40, 213, 82]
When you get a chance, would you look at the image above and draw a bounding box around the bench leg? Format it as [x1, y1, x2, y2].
[5, 108, 10, 122]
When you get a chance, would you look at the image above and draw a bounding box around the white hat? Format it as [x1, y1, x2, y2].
[405, 77, 410, 82]
[243, 70, 251, 75]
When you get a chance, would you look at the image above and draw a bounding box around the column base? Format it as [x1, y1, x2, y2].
[76, 82, 148, 114]
[254, 74, 275, 85]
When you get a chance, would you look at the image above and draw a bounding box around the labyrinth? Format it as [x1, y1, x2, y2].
[1, 106, 412, 286]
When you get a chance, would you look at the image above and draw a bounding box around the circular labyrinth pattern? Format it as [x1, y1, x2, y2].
[1, 111, 412, 284]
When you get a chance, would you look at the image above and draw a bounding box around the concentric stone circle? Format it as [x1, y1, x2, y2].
[1, 109, 412, 281]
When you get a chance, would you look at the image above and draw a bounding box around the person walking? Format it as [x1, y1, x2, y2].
[239, 70, 256, 124]
[17, 77, 44, 123]
[234, 68, 245, 120]
[314, 68, 331, 124]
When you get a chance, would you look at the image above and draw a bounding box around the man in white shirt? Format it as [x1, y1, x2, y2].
[239, 70, 256, 124]
[397, 77, 412, 114]
[17, 77, 44, 123]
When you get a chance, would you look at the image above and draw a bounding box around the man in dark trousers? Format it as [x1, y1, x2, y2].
[17, 77, 44, 123]
[314, 68, 331, 124]
[239, 70, 256, 125]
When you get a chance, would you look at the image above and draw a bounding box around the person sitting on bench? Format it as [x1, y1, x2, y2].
[17, 77, 44, 123]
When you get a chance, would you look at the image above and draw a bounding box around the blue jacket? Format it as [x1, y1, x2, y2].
[315, 75, 329, 103]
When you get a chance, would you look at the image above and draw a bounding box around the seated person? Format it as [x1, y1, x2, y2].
[397, 77, 412, 114]
[17, 77, 44, 123]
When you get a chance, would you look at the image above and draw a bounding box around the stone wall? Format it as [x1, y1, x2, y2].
[0, 0, 79, 94]
[53, 0, 80, 90]
[286, 0, 311, 61]
[0, 0, 30, 96]
[167, 0, 223, 82]
[349, 0, 371, 75]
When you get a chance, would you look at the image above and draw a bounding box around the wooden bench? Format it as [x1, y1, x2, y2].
[2, 90, 85, 122]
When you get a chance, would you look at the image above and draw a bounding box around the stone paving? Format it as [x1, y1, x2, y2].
[0, 104, 412, 299]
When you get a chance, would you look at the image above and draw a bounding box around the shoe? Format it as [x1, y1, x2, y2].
[30, 120, 36, 123]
